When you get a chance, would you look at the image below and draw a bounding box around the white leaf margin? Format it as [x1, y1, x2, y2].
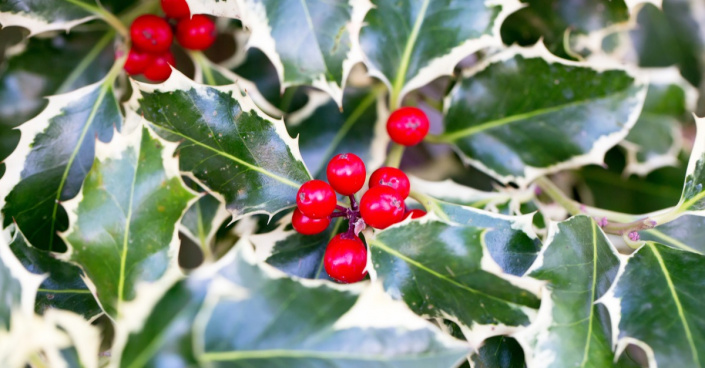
[447, 42, 648, 187]
[0, 11, 95, 37]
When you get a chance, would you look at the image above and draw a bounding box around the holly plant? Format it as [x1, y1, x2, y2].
[1, 0, 705, 367]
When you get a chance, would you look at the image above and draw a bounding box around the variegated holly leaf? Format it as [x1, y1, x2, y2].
[359, 0, 514, 107]
[1, 73, 122, 253]
[0, 228, 44, 330]
[61, 126, 195, 319]
[623, 70, 694, 176]
[639, 213, 705, 254]
[522, 215, 621, 367]
[368, 217, 541, 346]
[117, 239, 470, 367]
[132, 72, 312, 220]
[435, 45, 646, 186]
[414, 192, 541, 276]
[287, 87, 388, 178]
[0, 0, 135, 36]
[9, 229, 101, 319]
[471, 336, 526, 368]
[675, 117, 705, 212]
[606, 242, 705, 368]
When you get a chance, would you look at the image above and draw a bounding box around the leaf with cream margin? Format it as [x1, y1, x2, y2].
[517, 215, 622, 368]
[187, 0, 367, 105]
[639, 213, 705, 254]
[359, 0, 519, 107]
[674, 116, 705, 213]
[9, 228, 101, 319]
[0, 72, 123, 253]
[287, 87, 388, 178]
[116, 238, 470, 368]
[60, 126, 196, 319]
[0, 226, 44, 330]
[131, 71, 312, 220]
[435, 44, 646, 186]
[605, 242, 705, 368]
[412, 191, 542, 276]
[367, 216, 542, 348]
[622, 68, 696, 176]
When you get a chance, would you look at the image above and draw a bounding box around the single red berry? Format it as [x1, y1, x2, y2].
[369, 166, 410, 199]
[176, 15, 217, 50]
[386, 106, 430, 146]
[405, 209, 427, 220]
[130, 15, 173, 53]
[292, 208, 330, 235]
[123, 48, 154, 75]
[161, 0, 190, 18]
[143, 52, 175, 82]
[326, 153, 366, 195]
[324, 233, 367, 283]
[359, 186, 405, 229]
[296, 180, 337, 219]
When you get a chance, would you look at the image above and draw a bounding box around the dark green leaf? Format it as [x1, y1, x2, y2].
[134, 74, 312, 219]
[369, 218, 541, 337]
[528, 215, 620, 367]
[639, 214, 705, 254]
[610, 242, 705, 367]
[63, 126, 195, 318]
[9, 229, 101, 319]
[1, 76, 122, 252]
[359, 0, 502, 105]
[677, 118, 705, 212]
[471, 336, 526, 368]
[438, 47, 646, 185]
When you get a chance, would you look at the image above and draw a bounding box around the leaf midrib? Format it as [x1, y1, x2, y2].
[579, 221, 599, 367]
[117, 143, 139, 313]
[644, 229, 701, 254]
[390, 0, 431, 106]
[649, 243, 701, 366]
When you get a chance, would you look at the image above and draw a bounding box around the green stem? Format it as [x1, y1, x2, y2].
[423, 133, 447, 144]
[408, 190, 450, 222]
[65, 0, 128, 37]
[119, 0, 161, 25]
[385, 143, 405, 168]
[190, 51, 217, 85]
[57, 30, 115, 94]
[534, 177, 582, 216]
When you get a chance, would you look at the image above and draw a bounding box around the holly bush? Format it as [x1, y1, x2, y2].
[0, 0, 704, 367]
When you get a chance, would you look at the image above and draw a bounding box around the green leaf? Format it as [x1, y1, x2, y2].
[368, 217, 541, 344]
[359, 0, 508, 106]
[62, 126, 196, 319]
[0, 229, 44, 330]
[414, 192, 542, 276]
[132, 73, 312, 220]
[287, 87, 387, 178]
[118, 240, 470, 367]
[471, 336, 526, 368]
[639, 213, 705, 254]
[623, 72, 694, 176]
[180, 193, 230, 261]
[9, 228, 101, 319]
[437, 45, 646, 185]
[676, 117, 705, 212]
[608, 242, 705, 367]
[0, 75, 122, 253]
[526, 215, 621, 367]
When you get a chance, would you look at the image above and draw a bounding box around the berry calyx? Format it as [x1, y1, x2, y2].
[161, 0, 190, 18]
[292, 208, 330, 235]
[296, 180, 337, 219]
[176, 15, 217, 50]
[369, 166, 410, 199]
[405, 209, 427, 219]
[130, 15, 173, 53]
[143, 52, 175, 82]
[123, 48, 154, 75]
[359, 186, 405, 229]
[386, 106, 430, 146]
[326, 153, 366, 196]
[324, 233, 367, 283]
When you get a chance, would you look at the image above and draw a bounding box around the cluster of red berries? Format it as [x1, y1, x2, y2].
[123, 0, 217, 82]
[293, 153, 426, 284]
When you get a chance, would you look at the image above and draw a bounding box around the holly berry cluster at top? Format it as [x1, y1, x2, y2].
[123, 0, 216, 82]
[292, 106, 430, 284]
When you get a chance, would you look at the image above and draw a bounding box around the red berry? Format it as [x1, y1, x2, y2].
[176, 15, 216, 50]
[161, 0, 190, 18]
[130, 15, 173, 54]
[405, 209, 427, 220]
[296, 180, 337, 219]
[292, 208, 330, 235]
[324, 234, 367, 283]
[386, 106, 430, 146]
[143, 52, 175, 82]
[360, 186, 405, 229]
[123, 48, 154, 75]
[369, 167, 410, 199]
[326, 153, 366, 195]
